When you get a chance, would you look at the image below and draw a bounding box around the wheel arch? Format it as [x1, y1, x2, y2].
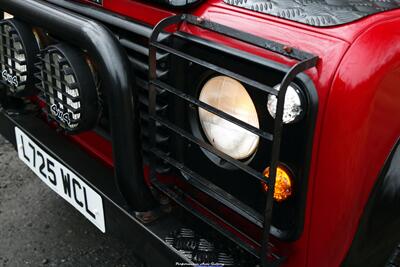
[342, 138, 400, 266]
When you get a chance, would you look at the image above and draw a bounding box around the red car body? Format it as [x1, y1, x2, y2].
[1, 0, 400, 266]
[76, 0, 400, 265]
[71, 1, 400, 266]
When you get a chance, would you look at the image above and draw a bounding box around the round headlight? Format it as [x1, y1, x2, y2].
[198, 76, 259, 160]
[267, 83, 305, 124]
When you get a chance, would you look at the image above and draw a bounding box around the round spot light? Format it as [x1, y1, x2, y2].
[267, 83, 305, 124]
[37, 43, 100, 133]
[0, 19, 39, 95]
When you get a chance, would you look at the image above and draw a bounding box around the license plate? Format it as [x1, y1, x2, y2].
[15, 127, 106, 233]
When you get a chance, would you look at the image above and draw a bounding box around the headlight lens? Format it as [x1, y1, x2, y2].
[267, 83, 304, 124]
[198, 76, 259, 160]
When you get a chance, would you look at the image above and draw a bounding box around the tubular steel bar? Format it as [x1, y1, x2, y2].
[149, 15, 183, 190]
[1, 0, 157, 212]
[184, 14, 316, 62]
[151, 79, 274, 141]
[260, 56, 318, 266]
[151, 114, 267, 182]
[46, 0, 153, 38]
[151, 147, 264, 227]
[150, 42, 278, 95]
[149, 14, 318, 266]
[150, 175, 262, 257]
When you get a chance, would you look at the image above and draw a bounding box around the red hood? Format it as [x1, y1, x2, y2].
[199, 0, 400, 43]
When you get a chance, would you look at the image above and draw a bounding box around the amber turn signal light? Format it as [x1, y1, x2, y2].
[262, 164, 293, 202]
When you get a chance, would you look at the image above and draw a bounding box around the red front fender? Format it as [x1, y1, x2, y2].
[308, 15, 400, 267]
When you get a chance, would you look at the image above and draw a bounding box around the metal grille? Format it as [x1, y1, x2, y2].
[102, 20, 171, 173]
[39, 0, 172, 168]
[36, 47, 82, 130]
[148, 14, 318, 266]
[0, 20, 28, 93]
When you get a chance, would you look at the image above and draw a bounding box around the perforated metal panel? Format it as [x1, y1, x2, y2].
[165, 228, 237, 266]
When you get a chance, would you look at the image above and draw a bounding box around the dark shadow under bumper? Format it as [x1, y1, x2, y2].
[0, 110, 192, 267]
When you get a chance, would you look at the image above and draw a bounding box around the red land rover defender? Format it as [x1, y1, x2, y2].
[0, 0, 399, 266]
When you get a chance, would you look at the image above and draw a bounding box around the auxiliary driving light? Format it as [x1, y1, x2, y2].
[198, 76, 260, 160]
[267, 83, 305, 124]
[37, 44, 99, 133]
[262, 164, 293, 202]
[0, 19, 39, 95]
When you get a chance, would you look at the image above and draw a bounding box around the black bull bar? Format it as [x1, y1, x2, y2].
[0, 0, 157, 212]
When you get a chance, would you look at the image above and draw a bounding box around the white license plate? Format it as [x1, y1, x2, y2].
[15, 127, 106, 233]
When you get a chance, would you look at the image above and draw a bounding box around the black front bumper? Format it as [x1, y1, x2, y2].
[0, 110, 192, 266]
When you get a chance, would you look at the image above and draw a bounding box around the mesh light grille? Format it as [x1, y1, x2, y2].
[36, 44, 99, 133]
[39, 49, 80, 129]
[0, 19, 37, 95]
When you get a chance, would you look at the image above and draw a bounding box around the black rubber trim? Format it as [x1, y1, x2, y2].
[343, 138, 400, 267]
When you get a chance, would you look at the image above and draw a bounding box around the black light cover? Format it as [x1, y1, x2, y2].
[0, 19, 39, 95]
[37, 43, 99, 133]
